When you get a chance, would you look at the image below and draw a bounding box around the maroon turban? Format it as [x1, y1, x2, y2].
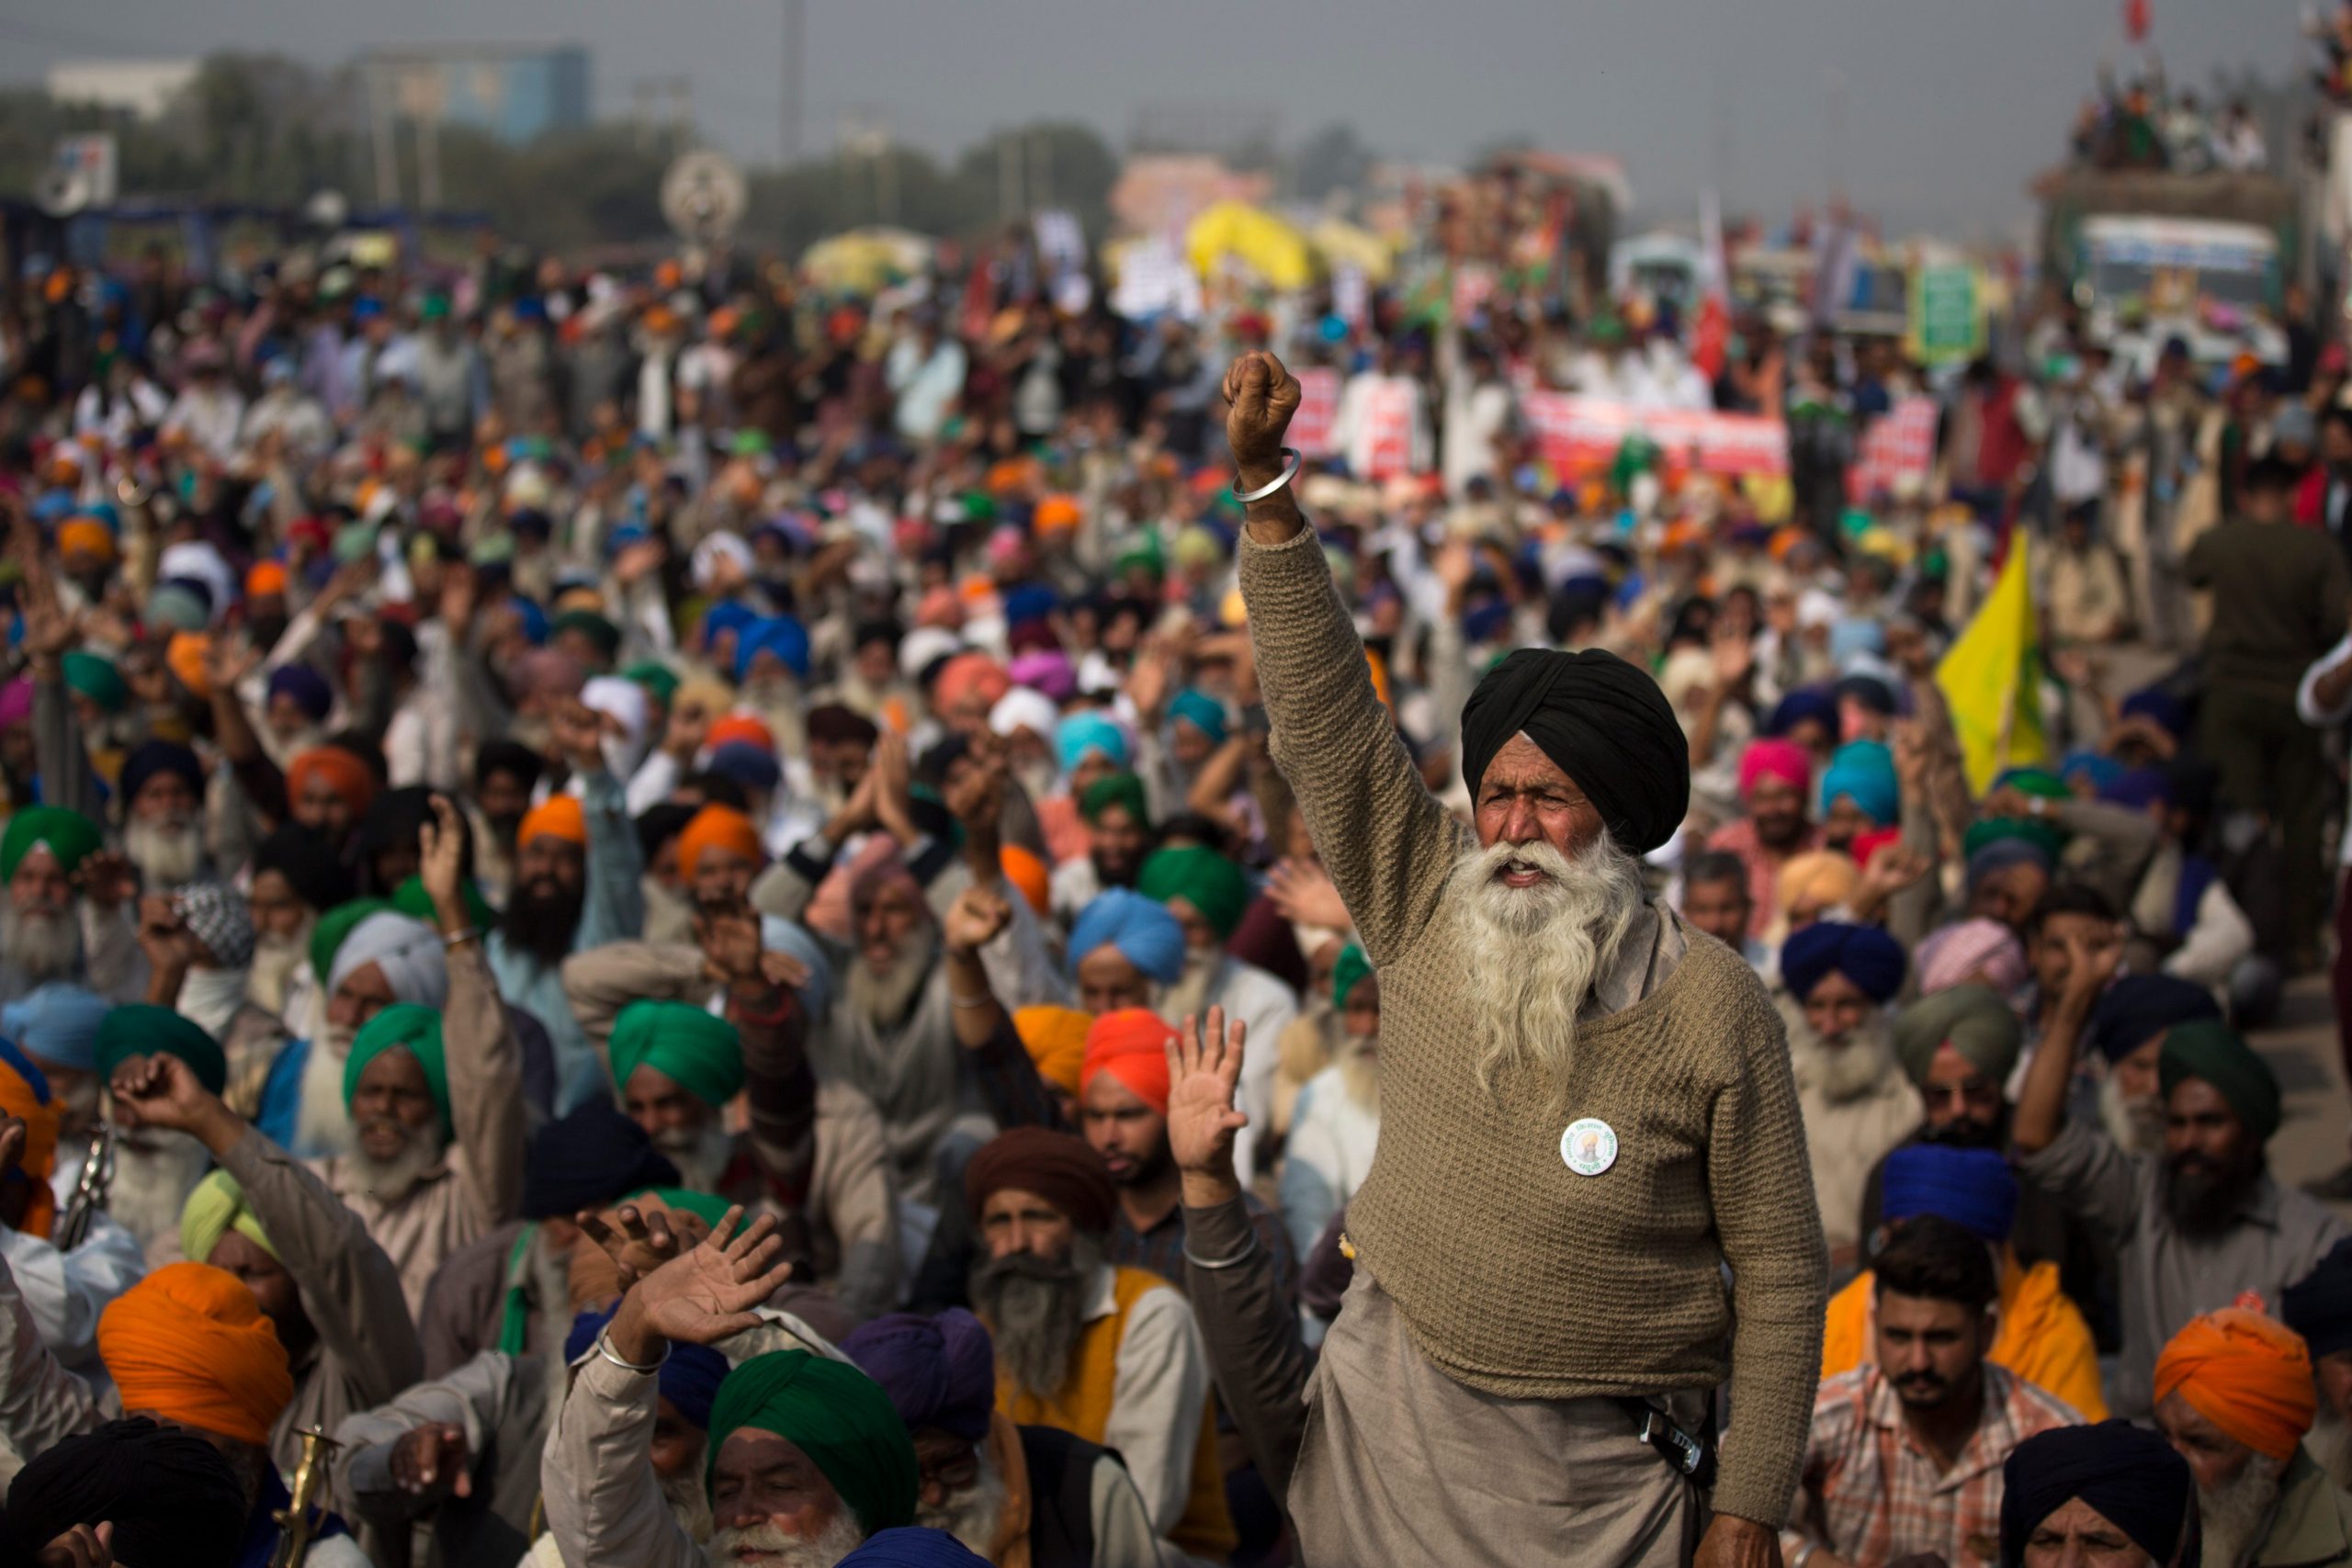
[964, 1127, 1115, 1235]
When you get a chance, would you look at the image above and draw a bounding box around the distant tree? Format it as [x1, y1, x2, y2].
[1288, 122, 1374, 204]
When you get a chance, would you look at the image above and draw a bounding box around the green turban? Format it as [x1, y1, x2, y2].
[180, 1169, 276, 1265]
[553, 610, 622, 662]
[311, 898, 397, 984]
[1333, 944, 1373, 1009]
[2159, 1020, 2281, 1143]
[1997, 767, 2072, 801]
[1137, 846, 1250, 941]
[345, 1004, 451, 1137]
[623, 660, 681, 706]
[1080, 773, 1150, 829]
[706, 1351, 917, 1532]
[390, 874, 497, 934]
[1891, 983, 2023, 1089]
[0, 807, 103, 884]
[610, 1001, 744, 1109]
[94, 1005, 228, 1096]
[1962, 816, 2066, 865]
[60, 651, 130, 714]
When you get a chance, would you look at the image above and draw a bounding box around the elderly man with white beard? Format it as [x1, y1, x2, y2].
[89, 1006, 232, 1263]
[0, 807, 142, 1005]
[2286, 1241, 2352, 1494]
[115, 739, 213, 888]
[1276, 944, 1381, 1268]
[268, 899, 453, 1158]
[243, 824, 355, 1024]
[2153, 1307, 2352, 1568]
[1223, 348, 1826, 1568]
[136, 881, 294, 1119]
[1777, 920, 1925, 1276]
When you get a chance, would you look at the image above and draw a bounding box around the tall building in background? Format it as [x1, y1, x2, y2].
[361, 45, 591, 145]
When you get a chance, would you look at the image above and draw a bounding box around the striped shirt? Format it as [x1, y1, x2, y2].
[1782, 1362, 2082, 1568]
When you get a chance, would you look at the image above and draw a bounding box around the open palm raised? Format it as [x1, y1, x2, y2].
[631, 1206, 795, 1347]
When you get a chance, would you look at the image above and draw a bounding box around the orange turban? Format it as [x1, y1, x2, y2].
[1000, 845, 1050, 916]
[519, 795, 587, 848]
[1080, 1009, 1177, 1116]
[165, 632, 211, 699]
[933, 653, 1011, 714]
[56, 519, 117, 564]
[2154, 1308, 2317, 1462]
[1015, 1007, 1092, 1098]
[246, 561, 289, 598]
[0, 1047, 59, 1239]
[1035, 495, 1083, 534]
[288, 748, 377, 818]
[99, 1263, 295, 1448]
[706, 714, 776, 755]
[677, 804, 763, 877]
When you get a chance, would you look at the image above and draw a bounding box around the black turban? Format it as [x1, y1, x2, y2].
[1998, 1421, 2199, 1567]
[520, 1098, 680, 1220]
[253, 824, 356, 915]
[2283, 1235, 2352, 1363]
[6, 1417, 246, 1568]
[1459, 649, 1689, 853]
[119, 740, 205, 809]
[2085, 974, 2221, 1065]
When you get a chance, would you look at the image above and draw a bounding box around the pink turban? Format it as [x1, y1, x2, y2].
[1738, 738, 1813, 798]
[1917, 918, 2030, 997]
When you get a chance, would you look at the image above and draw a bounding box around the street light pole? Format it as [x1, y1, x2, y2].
[781, 0, 804, 164]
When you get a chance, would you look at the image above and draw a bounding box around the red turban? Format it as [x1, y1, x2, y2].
[1738, 738, 1812, 798]
[707, 714, 776, 755]
[1080, 1009, 1176, 1116]
[99, 1263, 295, 1448]
[2154, 1307, 2317, 1462]
[965, 1127, 1115, 1234]
[676, 805, 763, 877]
[288, 747, 378, 818]
[518, 795, 587, 847]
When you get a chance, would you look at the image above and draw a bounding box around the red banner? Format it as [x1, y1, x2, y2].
[1523, 394, 1789, 479]
[1359, 379, 1417, 479]
[1848, 396, 1939, 502]
[1289, 368, 1340, 457]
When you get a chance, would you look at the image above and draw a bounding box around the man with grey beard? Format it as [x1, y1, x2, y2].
[2085, 974, 2224, 1156]
[0, 807, 141, 1005]
[963, 1126, 1227, 1562]
[2287, 1241, 2352, 1495]
[1225, 348, 1825, 1568]
[2152, 1306, 2352, 1568]
[1777, 920, 1924, 1275]
[117, 739, 213, 888]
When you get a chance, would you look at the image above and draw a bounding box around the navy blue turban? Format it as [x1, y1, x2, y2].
[520, 1099, 679, 1220]
[567, 1306, 728, 1429]
[841, 1307, 996, 1443]
[1999, 1421, 2199, 1566]
[837, 1529, 991, 1566]
[1459, 648, 1689, 853]
[1882, 1144, 2018, 1245]
[1780, 920, 1906, 1004]
[1766, 686, 1838, 739]
[2085, 974, 2221, 1065]
[2283, 1237, 2352, 1364]
[119, 739, 205, 807]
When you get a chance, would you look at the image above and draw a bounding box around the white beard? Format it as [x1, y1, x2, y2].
[109, 1129, 213, 1261]
[296, 1021, 359, 1159]
[1336, 1032, 1381, 1112]
[247, 928, 311, 1017]
[124, 816, 206, 887]
[704, 1508, 865, 1566]
[654, 1121, 740, 1194]
[915, 1458, 1009, 1556]
[1159, 946, 1221, 1029]
[1446, 835, 1645, 1114]
[348, 1120, 448, 1206]
[2099, 1072, 2167, 1156]
[659, 1463, 714, 1543]
[2312, 1404, 2352, 1494]
[178, 965, 249, 1042]
[847, 927, 938, 1032]
[1788, 1009, 1901, 1105]
[2199, 1451, 2287, 1568]
[3, 904, 83, 985]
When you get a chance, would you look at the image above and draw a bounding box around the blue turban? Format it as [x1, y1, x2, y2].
[1055, 713, 1129, 773]
[1999, 1423, 2199, 1568]
[1167, 688, 1228, 746]
[266, 665, 334, 724]
[509, 596, 549, 647]
[566, 1307, 728, 1430]
[1963, 836, 2051, 892]
[735, 616, 810, 683]
[2060, 750, 2126, 798]
[699, 600, 759, 653]
[1818, 740, 1899, 828]
[2120, 687, 2191, 739]
[836, 1530, 990, 1566]
[707, 741, 784, 795]
[1881, 1144, 2018, 1244]
[1765, 687, 1838, 739]
[2, 984, 110, 1073]
[2085, 974, 2221, 1064]
[2100, 767, 2172, 811]
[1832, 672, 1898, 716]
[1001, 584, 1057, 626]
[119, 740, 204, 807]
[1780, 920, 1906, 1004]
[1068, 888, 1186, 985]
[1828, 617, 1887, 667]
[842, 1308, 996, 1443]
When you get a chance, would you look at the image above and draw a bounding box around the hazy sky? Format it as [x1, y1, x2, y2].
[0, 0, 2312, 234]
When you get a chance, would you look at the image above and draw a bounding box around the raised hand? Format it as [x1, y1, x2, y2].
[943, 884, 1013, 959]
[1267, 858, 1351, 932]
[697, 907, 766, 987]
[33, 1523, 114, 1568]
[74, 851, 137, 914]
[418, 795, 469, 930]
[1164, 1007, 1250, 1204]
[944, 740, 1009, 832]
[626, 1206, 794, 1348]
[575, 1201, 713, 1292]
[390, 1423, 472, 1498]
[551, 699, 607, 775]
[108, 1051, 232, 1145]
[1222, 350, 1303, 481]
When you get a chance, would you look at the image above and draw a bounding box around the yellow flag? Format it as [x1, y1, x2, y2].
[1936, 532, 2049, 795]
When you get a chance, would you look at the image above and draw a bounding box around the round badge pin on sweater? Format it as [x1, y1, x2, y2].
[1561, 1118, 1617, 1177]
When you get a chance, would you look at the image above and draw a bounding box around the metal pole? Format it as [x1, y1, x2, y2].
[781, 0, 804, 164]
[369, 69, 400, 209]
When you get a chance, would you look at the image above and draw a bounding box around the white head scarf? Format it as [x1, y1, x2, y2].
[326, 911, 449, 1010]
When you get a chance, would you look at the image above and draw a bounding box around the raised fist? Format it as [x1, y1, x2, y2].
[1222, 351, 1303, 482]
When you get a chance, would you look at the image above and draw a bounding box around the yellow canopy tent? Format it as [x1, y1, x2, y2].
[1310, 217, 1396, 283]
[1184, 201, 1316, 290]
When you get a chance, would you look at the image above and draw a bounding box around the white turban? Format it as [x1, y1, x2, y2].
[327, 911, 449, 1010]
[690, 532, 753, 594]
[581, 675, 652, 778]
[988, 688, 1059, 742]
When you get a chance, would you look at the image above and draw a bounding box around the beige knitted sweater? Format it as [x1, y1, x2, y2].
[1239, 522, 1827, 1527]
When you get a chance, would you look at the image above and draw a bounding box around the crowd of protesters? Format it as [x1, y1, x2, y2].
[0, 151, 2342, 1568]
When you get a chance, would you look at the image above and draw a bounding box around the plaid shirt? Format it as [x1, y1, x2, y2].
[1782, 1363, 2081, 1568]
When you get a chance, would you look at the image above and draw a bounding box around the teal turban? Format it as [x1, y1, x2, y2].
[93, 1006, 227, 1096]
[610, 1001, 745, 1109]
[0, 807, 103, 884]
[60, 651, 129, 715]
[2159, 1020, 2281, 1144]
[390, 874, 498, 934]
[345, 1003, 451, 1137]
[707, 1350, 918, 1534]
[1137, 846, 1250, 941]
[1167, 688, 1227, 746]
[1332, 944, 1373, 1009]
